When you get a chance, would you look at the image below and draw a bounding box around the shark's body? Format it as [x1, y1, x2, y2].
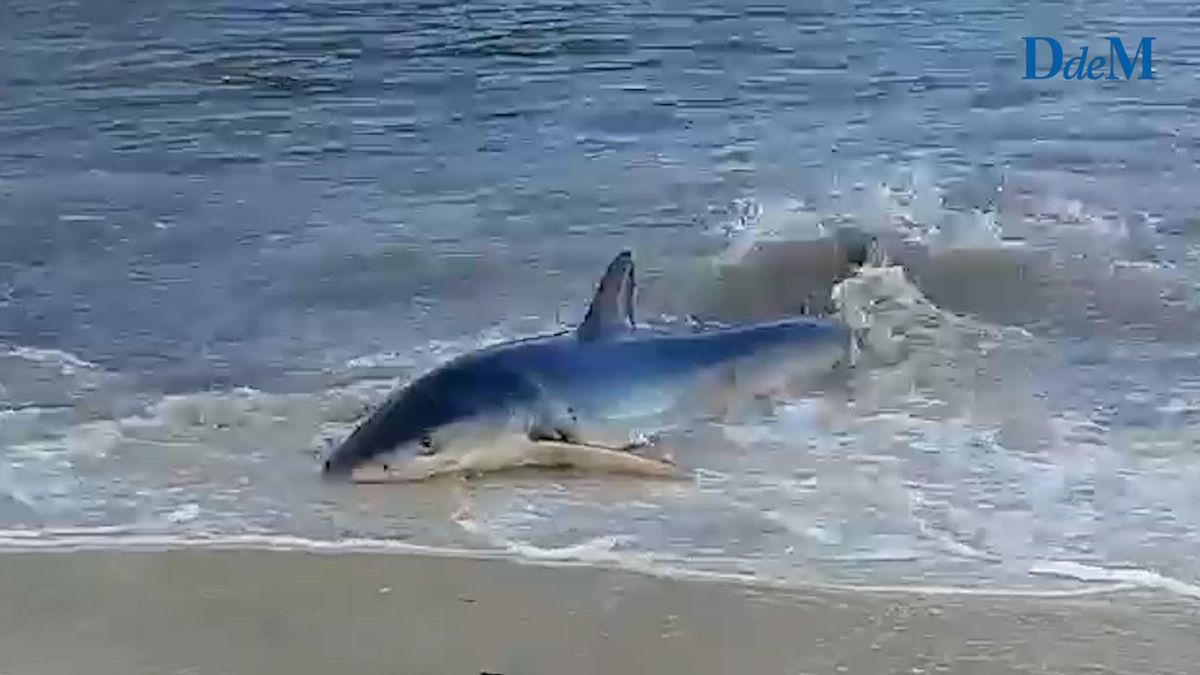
[323, 250, 852, 482]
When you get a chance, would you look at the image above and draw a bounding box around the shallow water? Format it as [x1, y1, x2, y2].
[3, 0, 1200, 597]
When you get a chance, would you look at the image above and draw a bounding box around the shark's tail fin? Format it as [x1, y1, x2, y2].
[833, 237, 1004, 367]
[830, 237, 939, 366]
[833, 225, 884, 271]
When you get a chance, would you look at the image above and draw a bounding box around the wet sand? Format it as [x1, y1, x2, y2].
[0, 551, 1195, 675]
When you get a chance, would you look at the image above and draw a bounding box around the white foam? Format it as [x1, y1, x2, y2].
[165, 503, 201, 524]
[1030, 560, 1200, 600]
[343, 352, 416, 370]
[0, 529, 1140, 598]
[500, 535, 638, 561]
[0, 346, 99, 373]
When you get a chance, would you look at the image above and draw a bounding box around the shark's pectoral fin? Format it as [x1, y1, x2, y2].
[527, 395, 593, 445]
[530, 410, 657, 456]
[526, 440, 679, 477]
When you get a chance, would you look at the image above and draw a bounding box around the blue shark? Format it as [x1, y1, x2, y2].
[322, 250, 852, 482]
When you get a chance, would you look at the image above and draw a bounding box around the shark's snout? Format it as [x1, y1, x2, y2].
[321, 450, 362, 480]
[321, 440, 416, 481]
[321, 457, 345, 478]
[320, 417, 406, 480]
[322, 453, 380, 481]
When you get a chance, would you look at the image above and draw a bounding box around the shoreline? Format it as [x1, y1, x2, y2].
[0, 529, 1161, 599]
[0, 549, 1196, 675]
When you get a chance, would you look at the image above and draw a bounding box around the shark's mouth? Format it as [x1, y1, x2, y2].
[349, 455, 463, 483]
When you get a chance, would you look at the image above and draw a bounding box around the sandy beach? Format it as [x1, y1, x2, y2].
[0, 550, 1195, 675]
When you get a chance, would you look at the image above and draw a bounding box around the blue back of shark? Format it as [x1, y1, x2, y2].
[490, 317, 846, 404]
[322, 249, 852, 475]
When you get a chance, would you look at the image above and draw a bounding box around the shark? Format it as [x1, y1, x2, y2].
[322, 250, 854, 482]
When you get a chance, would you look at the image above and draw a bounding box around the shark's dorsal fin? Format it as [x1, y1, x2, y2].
[577, 250, 636, 341]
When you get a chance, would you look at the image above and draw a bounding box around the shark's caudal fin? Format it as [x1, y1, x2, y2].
[577, 250, 636, 341]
